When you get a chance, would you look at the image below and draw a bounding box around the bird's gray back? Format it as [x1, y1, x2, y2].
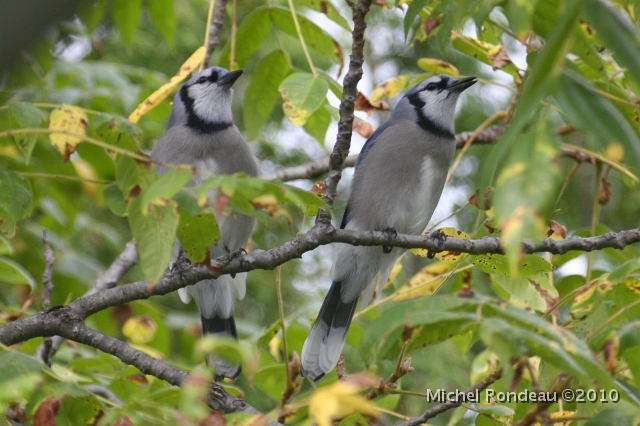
[345, 119, 456, 234]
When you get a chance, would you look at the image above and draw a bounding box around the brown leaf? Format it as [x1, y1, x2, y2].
[603, 338, 617, 374]
[372, 0, 387, 7]
[355, 92, 389, 114]
[599, 177, 612, 205]
[33, 397, 62, 426]
[487, 45, 512, 70]
[200, 412, 227, 426]
[216, 192, 231, 215]
[548, 220, 567, 238]
[352, 120, 374, 138]
[111, 304, 133, 328]
[468, 187, 494, 210]
[424, 16, 440, 36]
[310, 181, 326, 197]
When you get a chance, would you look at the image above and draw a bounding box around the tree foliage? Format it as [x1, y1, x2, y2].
[1, 0, 640, 425]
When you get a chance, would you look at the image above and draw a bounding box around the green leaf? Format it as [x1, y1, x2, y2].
[492, 125, 562, 274]
[220, 8, 272, 69]
[253, 364, 286, 401]
[471, 253, 553, 277]
[0, 257, 36, 290]
[79, 0, 108, 33]
[94, 118, 141, 152]
[111, 0, 142, 45]
[176, 211, 220, 263]
[584, 409, 634, 426]
[296, 0, 351, 31]
[115, 155, 154, 200]
[475, 413, 503, 426]
[451, 35, 521, 82]
[0, 171, 33, 238]
[492, 274, 558, 312]
[127, 196, 177, 284]
[618, 320, 640, 355]
[147, 0, 175, 44]
[582, 0, 640, 88]
[555, 70, 640, 171]
[0, 234, 14, 255]
[269, 6, 340, 62]
[243, 50, 290, 139]
[279, 72, 329, 126]
[404, 0, 429, 37]
[141, 166, 194, 213]
[256, 321, 282, 350]
[9, 102, 44, 162]
[103, 183, 127, 217]
[480, 0, 579, 203]
[303, 102, 331, 144]
[56, 395, 104, 426]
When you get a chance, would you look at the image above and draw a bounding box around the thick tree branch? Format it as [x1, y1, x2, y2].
[3, 226, 639, 347]
[320, 0, 373, 217]
[394, 369, 503, 426]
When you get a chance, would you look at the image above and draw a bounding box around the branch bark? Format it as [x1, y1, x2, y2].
[4, 226, 640, 347]
[204, 0, 229, 67]
[319, 0, 374, 222]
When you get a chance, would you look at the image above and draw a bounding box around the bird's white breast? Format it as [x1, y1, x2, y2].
[407, 156, 448, 234]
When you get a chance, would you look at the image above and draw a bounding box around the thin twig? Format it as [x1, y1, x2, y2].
[366, 341, 413, 400]
[204, 0, 228, 67]
[319, 0, 374, 222]
[277, 265, 295, 422]
[230, 0, 237, 71]
[394, 369, 503, 426]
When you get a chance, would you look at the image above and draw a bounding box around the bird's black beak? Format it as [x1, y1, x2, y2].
[218, 69, 244, 87]
[448, 76, 477, 92]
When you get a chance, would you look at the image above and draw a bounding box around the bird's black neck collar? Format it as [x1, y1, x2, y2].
[406, 92, 455, 140]
[180, 85, 233, 134]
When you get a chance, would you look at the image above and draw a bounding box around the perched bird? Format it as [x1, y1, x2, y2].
[152, 66, 259, 380]
[300, 74, 477, 381]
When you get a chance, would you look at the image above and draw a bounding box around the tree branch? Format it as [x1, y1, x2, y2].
[320, 0, 373, 220]
[204, 0, 229, 67]
[34, 240, 138, 360]
[4, 226, 639, 347]
[394, 369, 503, 426]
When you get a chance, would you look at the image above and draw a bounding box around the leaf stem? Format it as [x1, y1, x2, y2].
[287, 0, 317, 77]
[18, 172, 112, 184]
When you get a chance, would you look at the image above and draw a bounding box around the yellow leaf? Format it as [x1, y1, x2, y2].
[71, 157, 99, 198]
[309, 377, 378, 426]
[128, 46, 206, 123]
[605, 142, 624, 163]
[268, 335, 281, 362]
[369, 75, 413, 103]
[417, 58, 459, 76]
[383, 262, 403, 289]
[535, 411, 576, 426]
[49, 105, 88, 161]
[392, 267, 443, 301]
[122, 315, 157, 343]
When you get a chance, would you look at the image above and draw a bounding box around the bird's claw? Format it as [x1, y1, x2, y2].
[381, 227, 398, 254]
[227, 248, 247, 278]
[427, 229, 447, 259]
[171, 248, 192, 281]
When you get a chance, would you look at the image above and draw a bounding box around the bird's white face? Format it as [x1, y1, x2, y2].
[183, 67, 237, 125]
[405, 75, 476, 134]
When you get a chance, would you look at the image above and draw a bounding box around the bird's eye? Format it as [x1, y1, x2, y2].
[198, 76, 208, 84]
[426, 83, 436, 91]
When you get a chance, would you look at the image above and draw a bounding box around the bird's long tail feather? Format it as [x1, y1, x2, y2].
[201, 315, 242, 380]
[301, 281, 358, 381]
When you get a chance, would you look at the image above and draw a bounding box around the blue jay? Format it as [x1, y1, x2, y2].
[151, 66, 259, 380]
[301, 75, 477, 380]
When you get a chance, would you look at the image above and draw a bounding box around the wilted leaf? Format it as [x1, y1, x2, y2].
[308, 377, 378, 426]
[487, 45, 512, 70]
[417, 58, 459, 76]
[128, 47, 206, 123]
[122, 316, 158, 343]
[49, 105, 89, 161]
[355, 92, 389, 114]
[370, 75, 413, 103]
[548, 220, 567, 239]
[352, 120, 374, 138]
